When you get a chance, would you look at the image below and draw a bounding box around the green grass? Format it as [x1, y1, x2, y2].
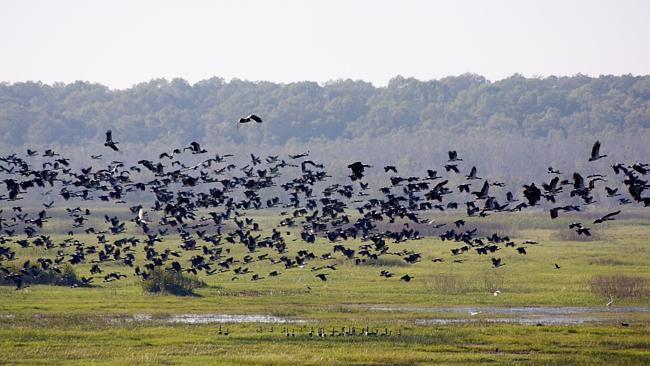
[1, 212, 649, 364]
[1, 320, 648, 365]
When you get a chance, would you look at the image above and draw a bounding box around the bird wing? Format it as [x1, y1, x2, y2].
[106, 130, 112, 142]
[573, 173, 584, 189]
[591, 141, 600, 158]
[480, 181, 489, 196]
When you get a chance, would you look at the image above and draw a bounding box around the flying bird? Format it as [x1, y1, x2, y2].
[347, 162, 372, 181]
[447, 150, 462, 162]
[239, 114, 263, 124]
[594, 210, 621, 224]
[104, 130, 119, 151]
[589, 141, 607, 161]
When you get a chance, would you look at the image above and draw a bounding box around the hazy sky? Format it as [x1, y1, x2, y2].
[1, 0, 648, 89]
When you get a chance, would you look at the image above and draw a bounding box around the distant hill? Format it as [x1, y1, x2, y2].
[1, 73, 649, 148]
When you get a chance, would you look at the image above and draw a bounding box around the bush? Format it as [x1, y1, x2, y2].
[141, 268, 205, 296]
[588, 274, 648, 299]
[0, 264, 84, 287]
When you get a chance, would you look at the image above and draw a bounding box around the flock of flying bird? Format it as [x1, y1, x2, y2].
[0, 114, 649, 290]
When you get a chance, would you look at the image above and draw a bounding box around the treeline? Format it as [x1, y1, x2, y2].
[1, 73, 649, 149]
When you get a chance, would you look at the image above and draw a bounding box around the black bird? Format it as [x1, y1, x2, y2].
[289, 152, 309, 159]
[554, 263, 561, 269]
[184, 142, 207, 154]
[384, 166, 397, 173]
[569, 222, 591, 236]
[523, 183, 542, 206]
[594, 210, 621, 224]
[315, 273, 328, 281]
[444, 164, 459, 173]
[491, 257, 505, 268]
[589, 141, 607, 161]
[472, 181, 490, 199]
[347, 162, 372, 181]
[448, 151, 462, 162]
[104, 130, 119, 151]
[426, 170, 441, 180]
[466, 166, 480, 180]
[400, 274, 413, 282]
[239, 114, 263, 124]
[605, 187, 620, 197]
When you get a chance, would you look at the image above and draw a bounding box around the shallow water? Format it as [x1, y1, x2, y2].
[372, 306, 650, 325]
[369, 306, 650, 314]
[414, 316, 605, 325]
[167, 314, 304, 324]
[106, 306, 649, 325]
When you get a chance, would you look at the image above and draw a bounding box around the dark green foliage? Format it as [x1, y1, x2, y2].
[141, 268, 205, 296]
[1, 74, 649, 148]
[0, 264, 83, 287]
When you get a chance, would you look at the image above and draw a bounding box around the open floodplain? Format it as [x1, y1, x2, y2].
[1, 212, 649, 365]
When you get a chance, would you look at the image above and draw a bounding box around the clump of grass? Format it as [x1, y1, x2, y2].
[482, 272, 505, 293]
[356, 257, 409, 267]
[588, 274, 648, 299]
[425, 274, 466, 294]
[552, 229, 603, 242]
[0, 264, 83, 287]
[141, 268, 205, 296]
[588, 258, 628, 266]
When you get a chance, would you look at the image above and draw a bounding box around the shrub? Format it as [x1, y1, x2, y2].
[141, 268, 205, 296]
[588, 274, 648, 299]
[0, 264, 83, 287]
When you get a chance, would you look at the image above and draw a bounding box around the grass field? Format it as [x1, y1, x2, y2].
[1, 212, 649, 365]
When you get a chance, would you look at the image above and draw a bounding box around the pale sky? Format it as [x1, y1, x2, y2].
[1, 0, 648, 89]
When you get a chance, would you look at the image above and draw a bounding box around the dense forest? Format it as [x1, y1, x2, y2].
[1, 73, 649, 149]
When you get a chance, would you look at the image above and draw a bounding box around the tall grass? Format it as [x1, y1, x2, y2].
[588, 274, 648, 299]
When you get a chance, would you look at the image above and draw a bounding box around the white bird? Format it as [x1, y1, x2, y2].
[493, 290, 501, 297]
[138, 208, 148, 224]
[470, 311, 482, 316]
[606, 296, 614, 307]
